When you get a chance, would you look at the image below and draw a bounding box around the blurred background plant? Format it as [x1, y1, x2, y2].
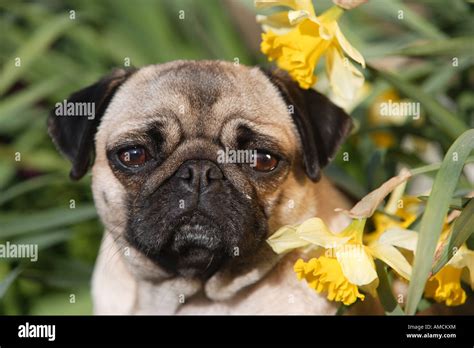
[0, 0, 473, 314]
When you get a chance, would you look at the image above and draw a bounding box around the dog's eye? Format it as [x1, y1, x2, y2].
[117, 146, 149, 167]
[254, 151, 278, 172]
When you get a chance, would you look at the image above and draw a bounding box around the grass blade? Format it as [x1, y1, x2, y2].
[391, 37, 474, 56]
[0, 15, 73, 95]
[0, 77, 65, 123]
[13, 229, 73, 251]
[375, 260, 404, 315]
[367, 0, 447, 40]
[405, 129, 474, 314]
[0, 205, 97, 238]
[0, 267, 22, 299]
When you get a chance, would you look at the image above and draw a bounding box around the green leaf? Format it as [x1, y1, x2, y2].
[391, 37, 474, 57]
[417, 298, 434, 313]
[467, 233, 474, 250]
[0, 77, 65, 123]
[410, 155, 474, 176]
[423, 57, 472, 94]
[375, 260, 404, 315]
[405, 129, 474, 314]
[0, 109, 38, 135]
[431, 199, 474, 274]
[325, 164, 367, 199]
[0, 267, 22, 299]
[367, 148, 388, 191]
[24, 258, 92, 289]
[13, 229, 73, 251]
[367, 0, 447, 40]
[335, 304, 349, 315]
[0, 161, 15, 191]
[373, 67, 468, 140]
[0, 205, 97, 238]
[0, 174, 64, 206]
[417, 195, 471, 210]
[0, 15, 73, 95]
[29, 286, 92, 315]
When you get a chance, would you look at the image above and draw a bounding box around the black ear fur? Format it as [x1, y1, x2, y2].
[48, 68, 136, 180]
[263, 68, 353, 181]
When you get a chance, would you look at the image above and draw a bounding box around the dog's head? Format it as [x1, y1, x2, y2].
[48, 60, 351, 279]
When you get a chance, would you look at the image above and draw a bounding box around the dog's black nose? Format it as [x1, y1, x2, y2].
[176, 160, 224, 192]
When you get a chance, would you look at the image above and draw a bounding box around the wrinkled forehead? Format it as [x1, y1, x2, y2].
[98, 61, 297, 147]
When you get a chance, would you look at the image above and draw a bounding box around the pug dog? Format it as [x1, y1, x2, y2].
[48, 60, 358, 314]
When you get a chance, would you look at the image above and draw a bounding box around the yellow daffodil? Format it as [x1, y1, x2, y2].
[367, 199, 420, 245]
[364, 179, 419, 246]
[371, 197, 419, 235]
[424, 266, 466, 306]
[389, 211, 473, 307]
[425, 245, 474, 306]
[268, 217, 417, 305]
[267, 169, 417, 305]
[294, 256, 365, 305]
[256, 0, 365, 99]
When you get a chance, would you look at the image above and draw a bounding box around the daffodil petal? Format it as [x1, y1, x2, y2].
[288, 10, 313, 25]
[369, 242, 412, 280]
[384, 182, 407, 215]
[254, 0, 294, 9]
[448, 245, 474, 289]
[267, 224, 310, 254]
[256, 12, 291, 31]
[317, 21, 334, 40]
[326, 46, 364, 101]
[378, 227, 418, 252]
[255, 0, 315, 15]
[297, 217, 352, 248]
[336, 245, 377, 286]
[334, 23, 365, 68]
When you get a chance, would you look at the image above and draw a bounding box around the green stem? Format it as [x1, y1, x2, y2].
[410, 155, 474, 176]
[322, 6, 344, 21]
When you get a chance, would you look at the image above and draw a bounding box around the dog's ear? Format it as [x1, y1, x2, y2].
[263, 68, 353, 181]
[48, 68, 136, 180]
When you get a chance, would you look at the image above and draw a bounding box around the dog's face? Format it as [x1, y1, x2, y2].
[48, 60, 351, 278]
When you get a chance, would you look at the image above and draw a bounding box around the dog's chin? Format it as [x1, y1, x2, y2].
[172, 247, 222, 278]
[131, 220, 226, 279]
[166, 223, 225, 278]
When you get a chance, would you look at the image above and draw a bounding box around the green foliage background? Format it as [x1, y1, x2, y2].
[0, 0, 473, 314]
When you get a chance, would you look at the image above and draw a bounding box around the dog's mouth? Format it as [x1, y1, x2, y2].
[153, 215, 226, 278]
[172, 223, 222, 252]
